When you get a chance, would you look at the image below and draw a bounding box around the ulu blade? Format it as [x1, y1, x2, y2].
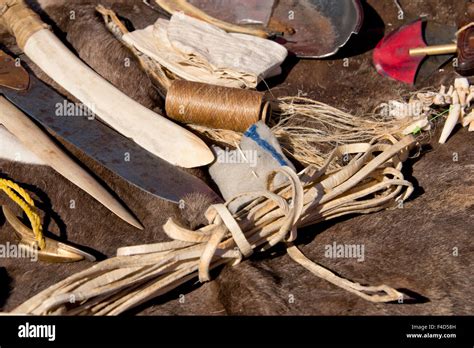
[373, 20, 427, 85]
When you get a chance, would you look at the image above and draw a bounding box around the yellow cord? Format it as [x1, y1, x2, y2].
[0, 178, 45, 249]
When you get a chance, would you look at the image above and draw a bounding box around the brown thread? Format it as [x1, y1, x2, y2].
[0, 0, 49, 50]
[166, 80, 269, 132]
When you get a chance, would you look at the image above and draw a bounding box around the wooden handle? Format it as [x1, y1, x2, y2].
[0, 0, 49, 49]
[0, 96, 143, 229]
[155, 0, 270, 38]
[409, 44, 458, 56]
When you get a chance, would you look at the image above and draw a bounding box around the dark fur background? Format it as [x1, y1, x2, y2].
[0, 0, 472, 315]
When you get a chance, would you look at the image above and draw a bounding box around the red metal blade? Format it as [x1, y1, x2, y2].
[373, 20, 427, 84]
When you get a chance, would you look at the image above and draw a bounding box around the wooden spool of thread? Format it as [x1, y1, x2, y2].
[165, 80, 270, 132]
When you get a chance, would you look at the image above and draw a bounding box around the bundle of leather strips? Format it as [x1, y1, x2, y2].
[11, 135, 414, 315]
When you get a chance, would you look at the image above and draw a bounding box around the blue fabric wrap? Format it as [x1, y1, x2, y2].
[244, 124, 288, 166]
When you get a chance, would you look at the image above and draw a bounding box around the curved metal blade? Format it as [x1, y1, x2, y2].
[188, 0, 363, 58]
[0, 71, 220, 204]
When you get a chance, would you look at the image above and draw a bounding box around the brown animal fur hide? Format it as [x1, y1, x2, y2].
[0, 0, 472, 315]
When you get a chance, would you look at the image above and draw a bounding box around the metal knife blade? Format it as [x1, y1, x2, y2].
[0, 70, 220, 204]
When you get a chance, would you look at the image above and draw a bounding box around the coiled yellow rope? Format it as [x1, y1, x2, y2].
[0, 178, 45, 249]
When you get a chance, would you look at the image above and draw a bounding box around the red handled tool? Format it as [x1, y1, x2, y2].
[373, 2, 474, 84]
